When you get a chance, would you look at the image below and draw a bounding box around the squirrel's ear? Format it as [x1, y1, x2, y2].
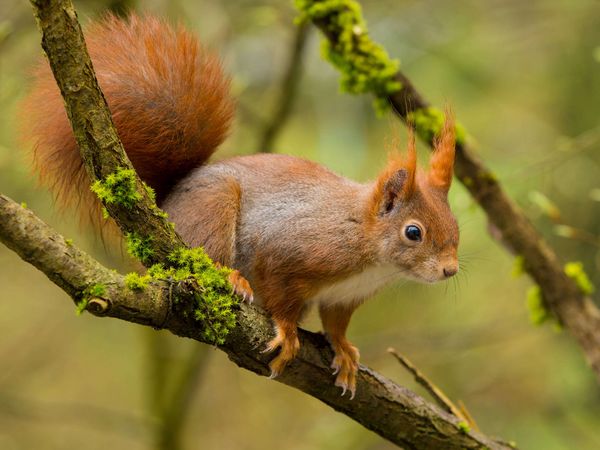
[428, 111, 456, 192]
[373, 131, 417, 215]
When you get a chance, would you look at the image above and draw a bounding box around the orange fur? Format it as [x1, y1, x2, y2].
[19, 14, 234, 230]
[320, 303, 361, 398]
[428, 110, 456, 191]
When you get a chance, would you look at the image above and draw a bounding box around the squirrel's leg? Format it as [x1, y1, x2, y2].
[263, 302, 304, 378]
[319, 303, 360, 399]
[166, 176, 253, 302]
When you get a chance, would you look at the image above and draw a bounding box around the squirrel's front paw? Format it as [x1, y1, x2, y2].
[227, 269, 254, 303]
[330, 341, 360, 400]
[263, 326, 300, 379]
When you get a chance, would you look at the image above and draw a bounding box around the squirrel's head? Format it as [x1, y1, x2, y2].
[368, 115, 459, 284]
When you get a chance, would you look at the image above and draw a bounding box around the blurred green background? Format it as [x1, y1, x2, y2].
[1, 0, 599, 449]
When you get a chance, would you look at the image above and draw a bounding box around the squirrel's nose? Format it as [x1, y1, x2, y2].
[443, 266, 458, 278]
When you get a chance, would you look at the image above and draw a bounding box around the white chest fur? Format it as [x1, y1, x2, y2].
[310, 264, 401, 307]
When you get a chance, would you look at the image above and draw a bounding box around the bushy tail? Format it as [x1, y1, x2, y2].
[19, 13, 234, 228]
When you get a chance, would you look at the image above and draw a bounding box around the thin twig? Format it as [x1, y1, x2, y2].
[387, 347, 476, 430]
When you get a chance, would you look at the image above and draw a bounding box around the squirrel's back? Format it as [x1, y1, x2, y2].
[20, 14, 234, 226]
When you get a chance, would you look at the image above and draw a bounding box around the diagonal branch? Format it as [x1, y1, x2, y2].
[30, 0, 185, 265]
[0, 194, 513, 450]
[298, 0, 600, 381]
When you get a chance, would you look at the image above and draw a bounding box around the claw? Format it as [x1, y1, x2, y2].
[262, 334, 283, 354]
[331, 360, 341, 375]
[228, 270, 254, 304]
[328, 340, 359, 400]
[264, 325, 300, 379]
[262, 344, 277, 354]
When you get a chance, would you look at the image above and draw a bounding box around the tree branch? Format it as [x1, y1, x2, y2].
[299, 0, 600, 381]
[0, 194, 513, 449]
[30, 0, 185, 265]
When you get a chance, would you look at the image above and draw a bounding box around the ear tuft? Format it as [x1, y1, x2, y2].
[428, 108, 456, 192]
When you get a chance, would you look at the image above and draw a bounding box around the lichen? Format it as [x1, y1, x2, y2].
[564, 261, 594, 295]
[90, 167, 142, 209]
[125, 231, 154, 265]
[406, 107, 467, 147]
[295, 0, 401, 115]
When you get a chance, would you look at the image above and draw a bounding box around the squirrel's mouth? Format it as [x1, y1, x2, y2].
[396, 270, 440, 285]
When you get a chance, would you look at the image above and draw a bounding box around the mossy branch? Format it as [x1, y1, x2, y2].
[297, 0, 600, 382]
[28, 0, 239, 344]
[29, 0, 184, 266]
[0, 194, 513, 450]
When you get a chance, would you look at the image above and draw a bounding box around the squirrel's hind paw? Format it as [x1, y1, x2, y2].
[330, 342, 360, 400]
[263, 326, 300, 378]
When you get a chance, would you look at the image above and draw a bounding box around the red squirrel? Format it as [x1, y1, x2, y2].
[20, 14, 459, 399]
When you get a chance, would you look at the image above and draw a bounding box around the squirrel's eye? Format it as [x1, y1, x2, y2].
[404, 225, 422, 242]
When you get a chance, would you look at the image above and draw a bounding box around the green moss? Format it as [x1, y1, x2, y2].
[143, 182, 156, 203]
[20, 202, 27, 209]
[526, 285, 548, 325]
[564, 261, 595, 295]
[87, 283, 106, 297]
[124, 272, 150, 291]
[457, 421, 470, 434]
[462, 176, 474, 187]
[76, 283, 106, 315]
[296, 0, 401, 115]
[125, 232, 154, 264]
[65, 238, 73, 247]
[512, 255, 525, 278]
[126, 247, 239, 345]
[90, 167, 142, 209]
[406, 107, 467, 147]
[75, 298, 88, 316]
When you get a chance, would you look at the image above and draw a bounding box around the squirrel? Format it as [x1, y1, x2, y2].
[20, 14, 459, 399]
